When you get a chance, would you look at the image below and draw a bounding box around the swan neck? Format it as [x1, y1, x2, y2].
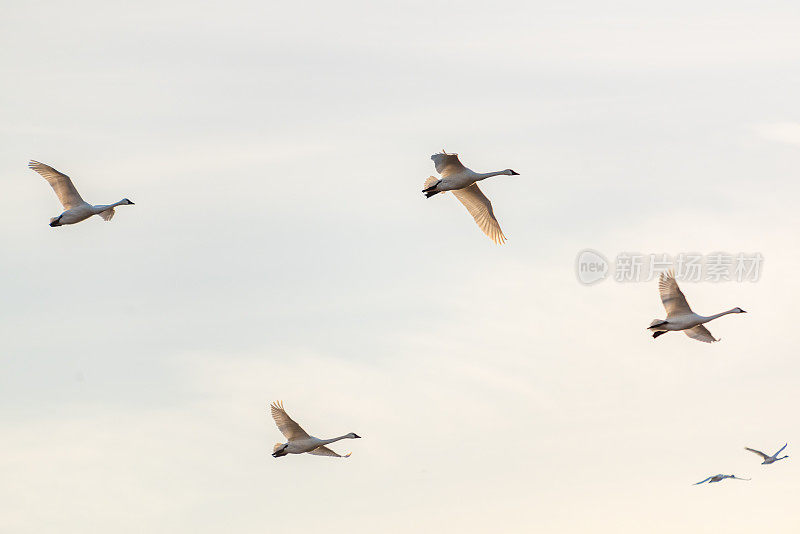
[320, 434, 351, 445]
[93, 200, 127, 213]
[703, 309, 738, 321]
[474, 170, 506, 180]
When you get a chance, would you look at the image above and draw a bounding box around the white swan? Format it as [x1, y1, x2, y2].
[270, 401, 360, 458]
[694, 474, 751, 485]
[29, 160, 134, 227]
[422, 150, 518, 244]
[745, 443, 789, 464]
[647, 270, 746, 343]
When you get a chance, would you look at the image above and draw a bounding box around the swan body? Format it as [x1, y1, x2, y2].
[745, 443, 789, 464]
[28, 160, 134, 227]
[694, 474, 751, 485]
[647, 271, 746, 343]
[422, 150, 518, 244]
[270, 401, 360, 458]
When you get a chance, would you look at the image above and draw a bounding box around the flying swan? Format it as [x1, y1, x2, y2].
[270, 401, 360, 458]
[745, 443, 789, 464]
[28, 160, 134, 227]
[647, 270, 746, 343]
[422, 150, 518, 244]
[694, 474, 751, 485]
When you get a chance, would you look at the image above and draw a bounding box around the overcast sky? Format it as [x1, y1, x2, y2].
[2, 1, 799, 532]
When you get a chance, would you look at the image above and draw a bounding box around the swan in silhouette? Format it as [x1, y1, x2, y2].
[694, 474, 751, 485]
[422, 150, 518, 244]
[28, 160, 134, 227]
[647, 270, 746, 343]
[270, 401, 360, 458]
[745, 443, 789, 464]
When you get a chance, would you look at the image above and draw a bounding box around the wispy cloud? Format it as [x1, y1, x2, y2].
[755, 122, 800, 146]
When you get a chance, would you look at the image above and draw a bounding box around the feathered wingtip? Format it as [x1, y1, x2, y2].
[343, 452, 352, 458]
[660, 268, 676, 282]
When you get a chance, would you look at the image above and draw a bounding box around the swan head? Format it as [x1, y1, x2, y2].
[505, 169, 519, 176]
[347, 432, 361, 439]
[121, 198, 135, 205]
[732, 307, 746, 313]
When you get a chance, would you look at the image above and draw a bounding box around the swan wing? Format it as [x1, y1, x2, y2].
[29, 160, 86, 210]
[308, 445, 350, 458]
[774, 443, 788, 456]
[658, 270, 694, 317]
[98, 208, 115, 221]
[745, 447, 769, 460]
[694, 476, 713, 485]
[431, 151, 466, 175]
[731, 475, 751, 481]
[270, 401, 311, 441]
[684, 325, 718, 343]
[452, 183, 506, 244]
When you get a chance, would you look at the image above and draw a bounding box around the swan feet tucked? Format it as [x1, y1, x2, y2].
[422, 180, 442, 198]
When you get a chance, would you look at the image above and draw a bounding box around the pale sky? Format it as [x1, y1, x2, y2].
[2, 1, 799, 532]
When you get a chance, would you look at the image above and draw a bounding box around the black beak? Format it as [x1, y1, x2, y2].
[510, 170, 519, 175]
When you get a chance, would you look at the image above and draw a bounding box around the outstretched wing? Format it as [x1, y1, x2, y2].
[431, 151, 466, 176]
[452, 183, 506, 244]
[774, 443, 788, 456]
[731, 475, 751, 481]
[744, 447, 769, 460]
[694, 476, 713, 485]
[28, 160, 85, 210]
[98, 208, 115, 221]
[684, 325, 718, 343]
[659, 270, 693, 317]
[308, 446, 351, 458]
[270, 401, 310, 441]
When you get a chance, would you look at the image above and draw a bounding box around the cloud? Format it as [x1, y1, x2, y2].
[754, 122, 800, 146]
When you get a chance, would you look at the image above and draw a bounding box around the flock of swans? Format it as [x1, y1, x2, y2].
[695, 443, 788, 484]
[28, 152, 787, 482]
